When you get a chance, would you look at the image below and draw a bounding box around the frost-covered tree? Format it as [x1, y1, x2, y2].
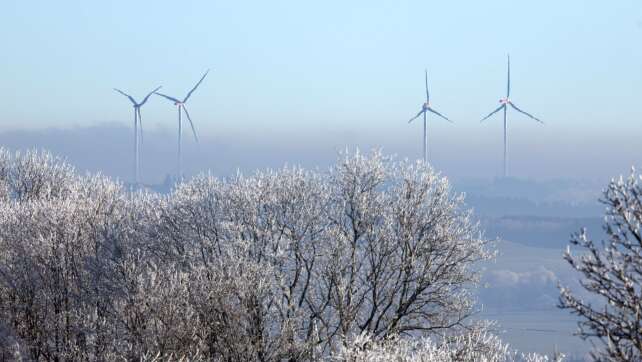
[315, 152, 488, 350]
[560, 169, 642, 361]
[0, 179, 137, 358]
[0, 148, 76, 202]
[0, 149, 154, 360]
[0, 148, 498, 361]
[333, 323, 558, 362]
[156, 151, 490, 356]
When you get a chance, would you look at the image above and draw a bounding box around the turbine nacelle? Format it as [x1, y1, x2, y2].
[499, 97, 510, 105]
[423, 102, 430, 109]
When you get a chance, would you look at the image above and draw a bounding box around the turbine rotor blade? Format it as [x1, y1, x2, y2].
[427, 107, 453, 123]
[140, 86, 162, 106]
[408, 109, 424, 123]
[425, 69, 429, 102]
[183, 69, 209, 103]
[507, 54, 511, 98]
[181, 105, 199, 142]
[154, 92, 181, 103]
[114, 88, 137, 105]
[509, 102, 543, 124]
[480, 104, 505, 122]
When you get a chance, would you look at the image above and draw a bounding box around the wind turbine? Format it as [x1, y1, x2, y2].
[480, 54, 542, 178]
[408, 69, 452, 163]
[113, 86, 162, 185]
[155, 70, 209, 180]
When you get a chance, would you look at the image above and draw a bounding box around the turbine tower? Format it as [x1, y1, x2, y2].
[155, 70, 209, 180]
[113, 86, 162, 185]
[480, 55, 542, 177]
[408, 69, 452, 163]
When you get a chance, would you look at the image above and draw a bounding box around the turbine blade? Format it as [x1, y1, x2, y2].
[183, 69, 209, 103]
[154, 92, 181, 103]
[509, 102, 543, 124]
[114, 88, 137, 105]
[181, 105, 199, 142]
[140, 86, 162, 106]
[425, 69, 429, 102]
[507, 54, 511, 98]
[427, 107, 453, 123]
[408, 109, 424, 123]
[480, 105, 505, 122]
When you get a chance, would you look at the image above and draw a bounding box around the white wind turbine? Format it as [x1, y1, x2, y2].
[408, 69, 453, 163]
[113, 86, 162, 184]
[155, 70, 209, 179]
[480, 54, 542, 177]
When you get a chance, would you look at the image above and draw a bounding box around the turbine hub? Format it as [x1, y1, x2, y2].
[423, 102, 430, 109]
[499, 98, 509, 105]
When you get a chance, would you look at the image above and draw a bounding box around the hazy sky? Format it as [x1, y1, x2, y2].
[1, 0, 640, 180]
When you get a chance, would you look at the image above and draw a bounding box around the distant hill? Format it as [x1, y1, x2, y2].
[453, 177, 606, 248]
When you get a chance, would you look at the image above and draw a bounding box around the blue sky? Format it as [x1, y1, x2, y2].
[1, 0, 641, 179]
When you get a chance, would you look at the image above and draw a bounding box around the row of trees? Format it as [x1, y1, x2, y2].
[0, 149, 498, 360]
[0, 147, 640, 361]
